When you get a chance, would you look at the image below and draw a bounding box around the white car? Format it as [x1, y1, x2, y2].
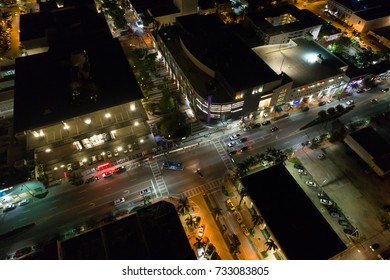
[106, 151, 112, 158]
[114, 198, 125, 206]
[228, 141, 236, 147]
[198, 224, 205, 237]
[229, 134, 241, 140]
[298, 169, 307, 175]
[306, 181, 317, 187]
[319, 199, 332, 206]
[140, 188, 152, 195]
[102, 171, 113, 178]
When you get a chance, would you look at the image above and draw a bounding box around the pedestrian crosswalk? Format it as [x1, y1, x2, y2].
[181, 178, 224, 198]
[190, 120, 209, 135]
[213, 140, 235, 170]
[148, 159, 169, 197]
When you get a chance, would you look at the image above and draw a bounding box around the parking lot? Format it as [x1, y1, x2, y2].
[290, 141, 390, 259]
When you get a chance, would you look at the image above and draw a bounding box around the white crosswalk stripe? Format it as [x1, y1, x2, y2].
[213, 141, 234, 170]
[148, 159, 169, 196]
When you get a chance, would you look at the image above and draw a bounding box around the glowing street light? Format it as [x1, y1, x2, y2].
[105, 113, 111, 119]
[84, 118, 92, 125]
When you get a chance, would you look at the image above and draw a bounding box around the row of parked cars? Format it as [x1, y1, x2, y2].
[226, 199, 250, 237]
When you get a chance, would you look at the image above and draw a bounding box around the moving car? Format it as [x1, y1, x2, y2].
[102, 171, 114, 178]
[226, 199, 235, 211]
[115, 166, 126, 174]
[140, 188, 151, 195]
[270, 126, 279, 132]
[198, 224, 205, 237]
[3, 203, 16, 212]
[114, 198, 125, 206]
[19, 199, 30, 206]
[229, 134, 241, 140]
[306, 180, 317, 187]
[228, 150, 237, 156]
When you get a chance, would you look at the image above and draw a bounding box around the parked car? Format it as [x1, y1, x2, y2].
[270, 126, 279, 132]
[240, 224, 250, 236]
[231, 233, 240, 245]
[229, 134, 241, 140]
[338, 220, 351, 227]
[253, 123, 261, 128]
[306, 180, 317, 187]
[240, 146, 249, 152]
[198, 224, 205, 237]
[262, 120, 271, 126]
[346, 100, 355, 106]
[228, 141, 236, 147]
[226, 199, 235, 211]
[114, 197, 125, 206]
[318, 101, 326, 106]
[301, 106, 309, 112]
[369, 243, 380, 251]
[343, 228, 356, 235]
[294, 163, 304, 170]
[319, 198, 332, 206]
[114, 149, 119, 157]
[357, 89, 365, 93]
[317, 153, 325, 160]
[233, 211, 243, 224]
[331, 211, 342, 219]
[298, 169, 307, 175]
[106, 151, 112, 158]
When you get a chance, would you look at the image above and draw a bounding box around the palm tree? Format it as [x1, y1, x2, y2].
[251, 213, 264, 227]
[211, 207, 223, 219]
[185, 214, 195, 228]
[142, 195, 151, 206]
[176, 196, 191, 216]
[238, 186, 248, 206]
[193, 237, 203, 249]
[265, 238, 279, 252]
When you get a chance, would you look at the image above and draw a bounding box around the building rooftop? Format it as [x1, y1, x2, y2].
[24, 201, 196, 260]
[14, 2, 143, 133]
[245, 5, 323, 37]
[175, 14, 280, 93]
[349, 126, 390, 173]
[130, 0, 180, 18]
[253, 36, 348, 87]
[371, 25, 390, 39]
[354, 7, 390, 21]
[331, 0, 384, 12]
[241, 163, 347, 260]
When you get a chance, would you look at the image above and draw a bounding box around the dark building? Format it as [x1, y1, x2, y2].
[241, 164, 347, 260]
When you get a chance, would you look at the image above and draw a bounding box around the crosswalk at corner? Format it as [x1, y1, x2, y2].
[181, 178, 224, 198]
[213, 140, 234, 170]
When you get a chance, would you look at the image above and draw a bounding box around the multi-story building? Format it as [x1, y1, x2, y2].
[245, 4, 323, 45]
[327, 0, 390, 33]
[14, 0, 150, 183]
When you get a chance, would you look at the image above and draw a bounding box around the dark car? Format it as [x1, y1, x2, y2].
[294, 163, 304, 169]
[318, 101, 326, 106]
[228, 150, 237, 156]
[240, 146, 249, 152]
[369, 243, 380, 251]
[382, 88, 389, 92]
[270, 126, 279, 132]
[238, 137, 247, 143]
[115, 166, 126, 174]
[262, 120, 271, 126]
[253, 123, 261, 128]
